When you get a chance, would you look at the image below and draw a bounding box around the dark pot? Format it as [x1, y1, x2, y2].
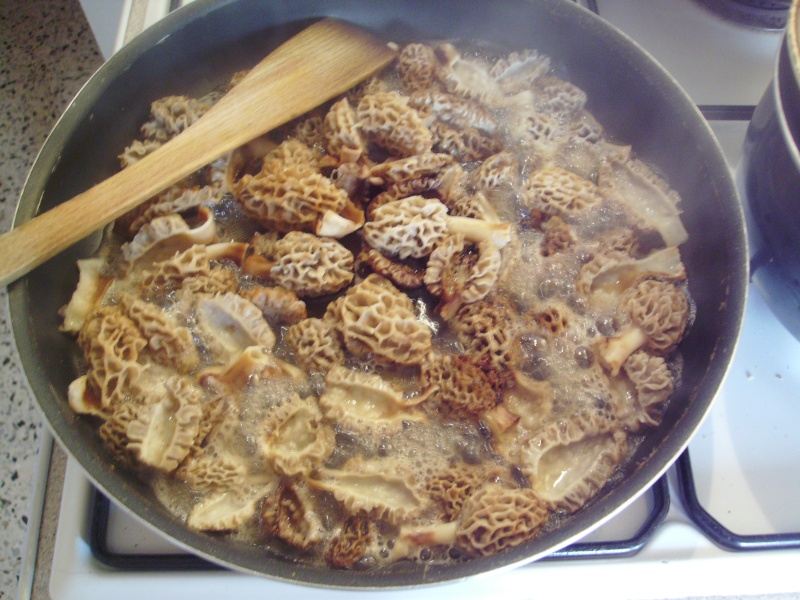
[741, 0, 800, 340]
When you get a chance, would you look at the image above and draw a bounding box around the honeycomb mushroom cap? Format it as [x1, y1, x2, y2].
[195, 292, 276, 363]
[310, 457, 426, 524]
[451, 296, 519, 371]
[284, 317, 345, 374]
[364, 196, 449, 259]
[522, 165, 603, 217]
[259, 394, 335, 477]
[455, 482, 550, 557]
[324, 512, 374, 568]
[357, 91, 433, 157]
[323, 97, 366, 163]
[596, 278, 690, 375]
[126, 375, 204, 472]
[264, 231, 355, 298]
[319, 366, 427, 432]
[614, 350, 675, 431]
[234, 140, 364, 237]
[333, 274, 432, 366]
[519, 409, 627, 513]
[397, 43, 442, 93]
[262, 479, 325, 551]
[421, 353, 498, 419]
[119, 294, 199, 374]
[75, 306, 147, 412]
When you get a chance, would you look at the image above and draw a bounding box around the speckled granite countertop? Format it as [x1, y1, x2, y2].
[0, 1, 102, 597]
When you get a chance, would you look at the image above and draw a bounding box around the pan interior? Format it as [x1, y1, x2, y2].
[9, 0, 745, 588]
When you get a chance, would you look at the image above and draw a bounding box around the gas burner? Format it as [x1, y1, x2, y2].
[695, 0, 791, 29]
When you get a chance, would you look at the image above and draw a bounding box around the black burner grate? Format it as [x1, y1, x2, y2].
[676, 450, 800, 551]
[88, 475, 670, 571]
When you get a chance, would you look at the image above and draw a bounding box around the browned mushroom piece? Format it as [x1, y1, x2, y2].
[332, 274, 432, 366]
[118, 294, 198, 375]
[367, 152, 456, 187]
[540, 216, 574, 256]
[69, 306, 147, 416]
[126, 375, 204, 473]
[98, 401, 140, 468]
[421, 353, 498, 420]
[424, 462, 503, 521]
[284, 317, 344, 374]
[323, 97, 367, 164]
[364, 196, 512, 263]
[244, 231, 354, 298]
[489, 49, 551, 95]
[262, 479, 325, 552]
[239, 285, 307, 326]
[521, 165, 603, 218]
[450, 297, 519, 372]
[397, 43, 443, 93]
[519, 408, 626, 513]
[455, 482, 550, 557]
[596, 278, 690, 376]
[356, 247, 426, 290]
[233, 139, 364, 238]
[598, 146, 688, 248]
[429, 121, 502, 162]
[425, 234, 504, 319]
[318, 366, 427, 432]
[356, 91, 433, 157]
[259, 394, 335, 477]
[611, 350, 675, 431]
[324, 512, 374, 569]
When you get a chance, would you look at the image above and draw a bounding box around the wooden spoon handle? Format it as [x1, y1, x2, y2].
[0, 18, 396, 288]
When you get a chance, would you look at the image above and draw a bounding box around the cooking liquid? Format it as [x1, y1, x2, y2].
[83, 41, 690, 569]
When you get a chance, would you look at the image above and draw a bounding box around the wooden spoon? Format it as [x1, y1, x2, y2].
[0, 18, 396, 288]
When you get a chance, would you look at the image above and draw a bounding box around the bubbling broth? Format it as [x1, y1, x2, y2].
[60, 38, 693, 568]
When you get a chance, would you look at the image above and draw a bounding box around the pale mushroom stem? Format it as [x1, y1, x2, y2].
[596, 327, 648, 376]
[446, 216, 511, 248]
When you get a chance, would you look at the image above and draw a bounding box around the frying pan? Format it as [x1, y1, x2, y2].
[8, 0, 747, 588]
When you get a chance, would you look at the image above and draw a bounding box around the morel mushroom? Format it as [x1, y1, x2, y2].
[596, 278, 690, 376]
[243, 231, 354, 298]
[332, 274, 432, 366]
[363, 196, 511, 261]
[455, 482, 550, 557]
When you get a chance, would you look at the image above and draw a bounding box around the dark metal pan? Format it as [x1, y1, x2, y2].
[8, 0, 747, 588]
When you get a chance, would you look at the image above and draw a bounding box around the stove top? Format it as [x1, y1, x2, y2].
[27, 1, 800, 599]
